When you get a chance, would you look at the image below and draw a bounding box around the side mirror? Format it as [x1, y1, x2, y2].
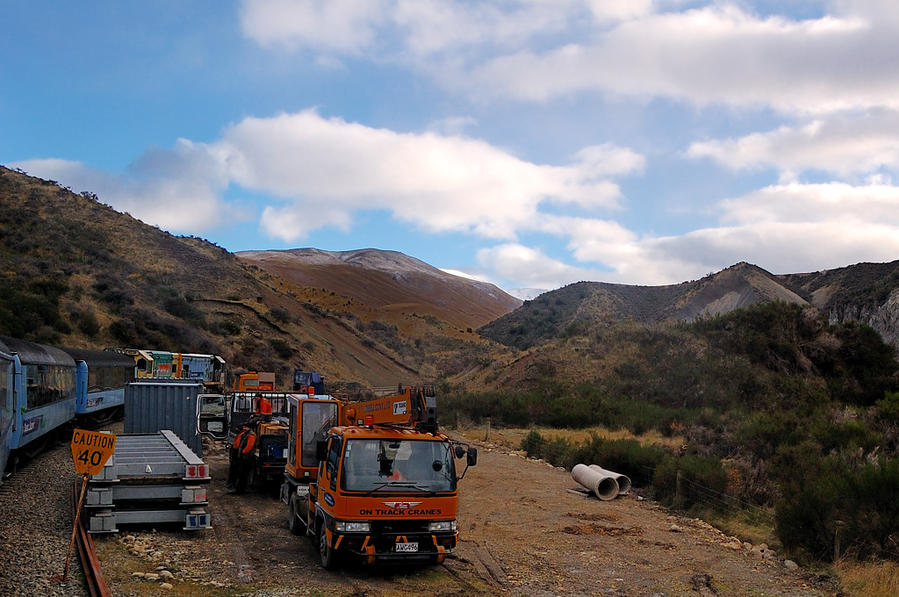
[315, 440, 328, 462]
[467, 447, 478, 466]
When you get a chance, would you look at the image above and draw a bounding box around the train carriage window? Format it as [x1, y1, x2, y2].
[87, 365, 132, 392]
[135, 358, 150, 376]
[25, 364, 75, 409]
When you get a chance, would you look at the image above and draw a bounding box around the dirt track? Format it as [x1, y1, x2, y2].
[94, 434, 836, 596]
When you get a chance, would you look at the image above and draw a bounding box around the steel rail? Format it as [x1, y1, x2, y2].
[71, 479, 112, 597]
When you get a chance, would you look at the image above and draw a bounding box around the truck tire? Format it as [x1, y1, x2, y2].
[288, 497, 304, 535]
[317, 522, 338, 570]
[247, 461, 257, 489]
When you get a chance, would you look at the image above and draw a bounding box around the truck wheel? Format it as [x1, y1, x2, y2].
[288, 498, 303, 535]
[317, 524, 338, 570]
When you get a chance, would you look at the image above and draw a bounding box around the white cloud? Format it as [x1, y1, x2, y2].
[469, 181, 899, 288]
[567, 182, 899, 283]
[426, 116, 477, 136]
[643, 219, 899, 277]
[471, 5, 893, 111]
[9, 154, 234, 234]
[213, 109, 633, 241]
[477, 243, 604, 289]
[239, 0, 388, 53]
[241, 0, 583, 59]
[688, 110, 899, 176]
[584, 0, 655, 23]
[719, 181, 899, 225]
[572, 143, 645, 178]
[14, 110, 640, 247]
[241, 1, 899, 114]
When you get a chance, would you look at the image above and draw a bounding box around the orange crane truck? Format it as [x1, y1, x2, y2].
[281, 386, 478, 568]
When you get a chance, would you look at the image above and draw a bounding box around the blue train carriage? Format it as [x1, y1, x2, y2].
[61, 347, 135, 425]
[0, 349, 15, 479]
[180, 353, 226, 391]
[0, 336, 77, 462]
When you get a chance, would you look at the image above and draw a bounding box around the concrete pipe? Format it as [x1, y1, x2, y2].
[588, 464, 632, 495]
[572, 463, 619, 501]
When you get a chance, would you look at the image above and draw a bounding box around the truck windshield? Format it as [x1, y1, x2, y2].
[341, 439, 456, 493]
[199, 396, 225, 416]
[300, 401, 339, 467]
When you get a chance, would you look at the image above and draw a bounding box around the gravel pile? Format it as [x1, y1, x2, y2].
[0, 441, 88, 596]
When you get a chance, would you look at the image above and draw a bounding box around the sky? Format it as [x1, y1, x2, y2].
[3, 1, 899, 297]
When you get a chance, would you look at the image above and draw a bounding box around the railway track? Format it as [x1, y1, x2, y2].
[69, 479, 112, 597]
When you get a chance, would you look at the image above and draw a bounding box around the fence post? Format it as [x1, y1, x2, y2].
[834, 520, 845, 561]
[675, 469, 683, 507]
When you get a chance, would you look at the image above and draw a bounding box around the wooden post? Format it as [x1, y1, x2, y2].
[484, 417, 491, 442]
[675, 470, 683, 508]
[62, 474, 90, 581]
[834, 520, 845, 562]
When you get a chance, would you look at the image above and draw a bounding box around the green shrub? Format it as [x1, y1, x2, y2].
[164, 295, 203, 322]
[776, 458, 899, 561]
[811, 419, 881, 454]
[542, 437, 575, 468]
[76, 311, 100, 337]
[521, 430, 545, 457]
[876, 391, 899, 421]
[210, 319, 240, 336]
[269, 338, 293, 359]
[735, 411, 803, 461]
[653, 454, 729, 511]
[270, 307, 291, 323]
[572, 435, 667, 487]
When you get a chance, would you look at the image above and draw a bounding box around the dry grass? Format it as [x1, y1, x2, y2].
[834, 559, 899, 597]
[452, 424, 684, 451]
[703, 508, 779, 551]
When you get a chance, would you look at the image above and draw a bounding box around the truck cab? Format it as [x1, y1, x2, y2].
[283, 386, 477, 569]
[196, 393, 228, 440]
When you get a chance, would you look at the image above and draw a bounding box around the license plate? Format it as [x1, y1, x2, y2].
[395, 542, 418, 553]
[208, 421, 223, 432]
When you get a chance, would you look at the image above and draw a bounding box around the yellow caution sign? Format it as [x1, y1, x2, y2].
[70, 428, 116, 475]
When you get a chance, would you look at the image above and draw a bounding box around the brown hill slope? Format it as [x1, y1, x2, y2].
[237, 248, 521, 330]
[480, 262, 809, 349]
[776, 260, 899, 349]
[0, 166, 473, 387]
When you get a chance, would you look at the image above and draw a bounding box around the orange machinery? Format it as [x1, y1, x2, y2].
[233, 371, 275, 392]
[281, 386, 477, 568]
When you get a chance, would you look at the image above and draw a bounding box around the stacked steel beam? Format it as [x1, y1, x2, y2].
[84, 430, 211, 533]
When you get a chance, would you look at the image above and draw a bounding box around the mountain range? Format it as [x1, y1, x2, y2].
[480, 261, 899, 351]
[3, 164, 899, 391]
[0, 166, 510, 387]
[237, 248, 520, 331]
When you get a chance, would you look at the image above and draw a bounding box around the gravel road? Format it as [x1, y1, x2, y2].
[0, 429, 841, 596]
[0, 438, 87, 596]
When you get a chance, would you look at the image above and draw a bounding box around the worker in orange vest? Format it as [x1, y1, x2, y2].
[254, 393, 272, 416]
[227, 423, 257, 494]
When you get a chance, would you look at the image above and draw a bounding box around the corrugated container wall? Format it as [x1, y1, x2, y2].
[124, 380, 203, 456]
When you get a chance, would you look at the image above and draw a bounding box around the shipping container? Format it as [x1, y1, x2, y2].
[124, 379, 204, 456]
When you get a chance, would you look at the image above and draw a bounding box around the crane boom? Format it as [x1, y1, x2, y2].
[341, 386, 437, 432]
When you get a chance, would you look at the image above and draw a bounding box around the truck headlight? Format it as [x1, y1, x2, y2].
[428, 520, 457, 532]
[335, 521, 371, 533]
